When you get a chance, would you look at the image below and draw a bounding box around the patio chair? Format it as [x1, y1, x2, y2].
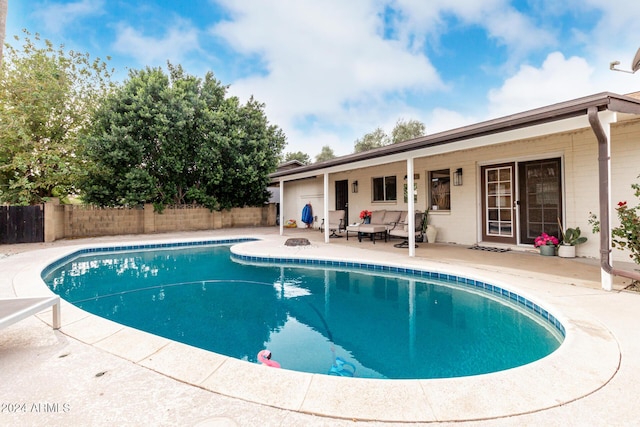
[320, 210, 346, 238]
[388, 212, 426, 248]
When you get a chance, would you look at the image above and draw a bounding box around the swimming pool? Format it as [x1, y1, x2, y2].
[42, 239, 563, 379]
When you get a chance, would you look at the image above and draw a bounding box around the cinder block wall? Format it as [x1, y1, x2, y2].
[61, 205, 144, 238]
[44, 203, 276, 242]
[153, 206, 215, 233]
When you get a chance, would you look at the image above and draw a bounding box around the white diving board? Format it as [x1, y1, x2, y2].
[0, 296, 61, 330]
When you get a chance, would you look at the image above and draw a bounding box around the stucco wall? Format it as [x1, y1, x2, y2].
[280, 178, 325, 229]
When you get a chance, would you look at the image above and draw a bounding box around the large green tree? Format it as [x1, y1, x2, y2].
[391, 118, 426, 144]
[284, 151, 311, 165]
[354, 118, 426, 153]
[0, 30, 114, 204]
[81, 64, 286, 211]
[315, 145, 336, 163]
[354, 127, 389, 153]
[0, 0, 7, 65]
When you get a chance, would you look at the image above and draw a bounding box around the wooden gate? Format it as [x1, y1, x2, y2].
[0, 205, 45, 244]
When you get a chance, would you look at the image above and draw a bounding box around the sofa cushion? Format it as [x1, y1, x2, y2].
[370, 210, 386, 224]
[382, 210, 402, 224]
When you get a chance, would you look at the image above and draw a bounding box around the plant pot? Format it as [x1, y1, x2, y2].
[426, 225, 438, 243]
[557, 244, 576, 258]
[539, 245, 556, 256]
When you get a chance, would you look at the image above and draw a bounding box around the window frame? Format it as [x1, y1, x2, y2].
[372, 175, 397, 202]
[429, 169, 451, 211]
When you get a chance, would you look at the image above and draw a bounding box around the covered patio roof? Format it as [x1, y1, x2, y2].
[272, 91, 640, 290]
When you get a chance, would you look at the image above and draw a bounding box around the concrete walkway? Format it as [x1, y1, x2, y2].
[1, 227, 639, 426]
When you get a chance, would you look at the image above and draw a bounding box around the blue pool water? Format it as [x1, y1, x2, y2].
[42, 242, 563, 379]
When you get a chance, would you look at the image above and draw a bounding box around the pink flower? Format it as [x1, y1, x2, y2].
[534, 232, 559, 247]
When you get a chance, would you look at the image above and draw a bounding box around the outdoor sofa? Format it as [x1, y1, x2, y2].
[346, 210, 407, 243]
[388, 211, 427, 247]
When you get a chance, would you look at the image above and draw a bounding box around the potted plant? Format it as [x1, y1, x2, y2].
[557, 218, 588, 258]
[534, 232, 559, 256]
[359, 210, 372, 224]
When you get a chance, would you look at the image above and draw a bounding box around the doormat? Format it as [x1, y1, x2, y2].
[469, 245, 510, 253]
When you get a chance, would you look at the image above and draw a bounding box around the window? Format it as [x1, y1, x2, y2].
[372, 176, 397, 201]
[430, 169, 450, 210]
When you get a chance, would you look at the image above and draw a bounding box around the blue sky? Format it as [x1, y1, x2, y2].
[8, 0, 640, 157]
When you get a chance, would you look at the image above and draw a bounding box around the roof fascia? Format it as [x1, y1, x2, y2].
[608, 97, 640, 115]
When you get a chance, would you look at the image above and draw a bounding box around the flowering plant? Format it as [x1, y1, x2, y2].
[590, 179, 640, 265]
[612, 199, 640, 264]
[359, 210, 372, 220]
[534, 232, 559, 247]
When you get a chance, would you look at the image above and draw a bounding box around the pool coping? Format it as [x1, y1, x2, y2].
[13, 235, 621, 423]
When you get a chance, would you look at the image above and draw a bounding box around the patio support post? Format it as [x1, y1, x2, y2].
[588, 107, 640, 289]
[324, 173, 330, 243]
[407, 158, 416, 257]
[279, 179, 284, 236]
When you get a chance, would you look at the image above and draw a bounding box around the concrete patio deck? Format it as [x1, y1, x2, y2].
[1, 227, 639, 426]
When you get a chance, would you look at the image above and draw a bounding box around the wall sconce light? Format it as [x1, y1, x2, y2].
[352, 180, 358, 193]
[453, 168, 463, 186]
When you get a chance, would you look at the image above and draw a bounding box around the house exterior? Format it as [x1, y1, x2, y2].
[271, 92, 640, 290]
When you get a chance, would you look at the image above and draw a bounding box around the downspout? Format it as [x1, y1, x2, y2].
[588, 106, 640, 288]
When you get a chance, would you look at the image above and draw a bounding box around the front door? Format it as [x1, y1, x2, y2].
[518, 158, 562, 245]
[481, 163, 516, 244]
[335, 180, 349, 222]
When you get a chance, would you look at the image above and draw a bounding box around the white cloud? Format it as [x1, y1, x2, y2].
[425, 108, 477, 134]
[487, 52, 594, 118]
[111, 22, 201, 67]
[568, 0, 640, 41]
[208, 0, 568, 155]
[481, 9, 555, 54]
[32, 0, 105, 34]
[481, 0, 640, 122]
[391, 0, 555, 55]
[210, 0, 443, 155]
